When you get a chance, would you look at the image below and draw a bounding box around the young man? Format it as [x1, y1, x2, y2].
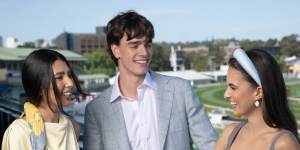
[84, 11, 217, 150]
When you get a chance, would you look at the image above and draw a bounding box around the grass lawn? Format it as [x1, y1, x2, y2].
[288, 84, 300, 98]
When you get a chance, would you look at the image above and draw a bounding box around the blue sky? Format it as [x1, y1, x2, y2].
[1, 0, 300, 44]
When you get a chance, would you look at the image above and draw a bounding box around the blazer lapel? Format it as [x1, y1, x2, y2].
[153, 72, 174, 150]
[108, 99, 132, 150]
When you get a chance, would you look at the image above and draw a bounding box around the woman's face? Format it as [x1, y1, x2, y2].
[49, 59, 75, 109]
[224, 66, 258, 117]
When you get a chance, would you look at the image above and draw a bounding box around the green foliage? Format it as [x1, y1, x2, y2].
[279, 34, 300, 56]
[239, 39, 265, 50]
[150, 43, 172, 71]
[184, 51, 209, 71]
[273, 54, 289, 72]
[83, 50, 116, 76]
[17, 43, 35, 48]
[265, 38, 278, 47]
[208, 42, 226, 69]
[209, 45, 225, 70]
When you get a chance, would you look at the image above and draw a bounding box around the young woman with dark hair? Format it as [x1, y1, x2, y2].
[2, 49, 85, 150]
[216, 48, 300, 150]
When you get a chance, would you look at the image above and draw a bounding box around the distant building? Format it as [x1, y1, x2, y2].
[36, 39, 49, 48]
[0, 48, 86, 74]
[169, 46, 185, 71]
[96, 26, 105, 34]
[0, 68, 6, 81]
[158, 70, 212, 87]
[286, 57, 300, 78]
[53, 26, 106, 53]
[0, 36, 3, 47]
[202, 70, 227, 82]
[78, 74, 110, 92]
[182, 46, 209, 56]
[6, 37, 19, 48]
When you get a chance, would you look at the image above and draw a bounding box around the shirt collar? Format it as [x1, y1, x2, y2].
[110, 72, 156, 103]
[142, 71, 157, 90]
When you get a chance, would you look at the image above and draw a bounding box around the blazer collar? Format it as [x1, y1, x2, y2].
[109, 100, 132, 150]
[101, 87, 131, 150]
[151, 71, 174, 150]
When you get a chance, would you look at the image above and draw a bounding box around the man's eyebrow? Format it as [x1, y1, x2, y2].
[128, 40, 143, 44]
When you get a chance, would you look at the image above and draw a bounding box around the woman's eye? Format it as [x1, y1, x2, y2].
[68, 72, 73, 78]
[55, 76, 63, 80]
[230, 86, 237, 90]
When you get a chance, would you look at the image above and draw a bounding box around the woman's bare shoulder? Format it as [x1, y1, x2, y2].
[275, 130, 300, 150]
[223, 123, 240, 136]
[215, 123, 240, 150]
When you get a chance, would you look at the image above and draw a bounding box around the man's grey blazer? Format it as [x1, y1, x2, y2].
[84, 72, 217, 150]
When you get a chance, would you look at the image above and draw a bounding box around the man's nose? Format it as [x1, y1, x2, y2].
[138, 44, 150, 56]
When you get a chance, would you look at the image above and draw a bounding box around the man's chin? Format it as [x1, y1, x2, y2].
[135, 71, 148, 77]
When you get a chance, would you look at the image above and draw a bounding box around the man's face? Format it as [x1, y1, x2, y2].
[111, 34, 152, 78]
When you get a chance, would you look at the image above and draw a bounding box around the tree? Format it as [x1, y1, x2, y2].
[207, 41, 226, 69]
[265, 38, 278, 47]
[240, 39, 265, 50]
[273, 54, 288, 73]
[184, 51, 209, 71]
[150, 43, 172, 71]
[83, 50, 116, 76]
[17, 42, 35, 48]
[279, 34, 300, 56]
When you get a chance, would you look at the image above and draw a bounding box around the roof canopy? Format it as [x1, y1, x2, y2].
[0, 48, 86, 61]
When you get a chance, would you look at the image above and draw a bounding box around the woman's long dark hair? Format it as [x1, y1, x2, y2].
[22, 49, 86, 115]
[229, 48, 299, 141]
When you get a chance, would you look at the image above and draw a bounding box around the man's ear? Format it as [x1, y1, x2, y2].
[111, 44, 120, 59]
[255, 86, 263, 100]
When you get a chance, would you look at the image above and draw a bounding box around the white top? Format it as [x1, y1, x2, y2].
[2, 114, 79, 150]
[110, 72, 160, 150]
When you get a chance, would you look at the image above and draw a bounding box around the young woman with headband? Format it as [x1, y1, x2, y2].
[215, 48, 300, 150]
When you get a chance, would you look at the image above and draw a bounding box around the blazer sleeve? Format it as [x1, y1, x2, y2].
[184, 80, 217, 150]
[84, 102, 103, 150]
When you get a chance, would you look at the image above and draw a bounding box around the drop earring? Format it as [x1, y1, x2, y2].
[254, 100, 260, 107]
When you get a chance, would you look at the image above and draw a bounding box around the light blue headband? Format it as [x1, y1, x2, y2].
[233, 48, 261, 85]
